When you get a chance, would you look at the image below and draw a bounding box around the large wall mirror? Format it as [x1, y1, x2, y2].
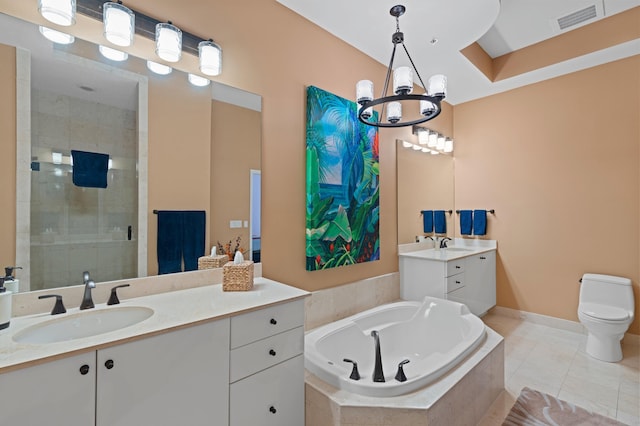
[0, 11, 261, 293]
[396, 139, 455, 244]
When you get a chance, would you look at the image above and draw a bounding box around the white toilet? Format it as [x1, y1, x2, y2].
[578, 273, 635, 362]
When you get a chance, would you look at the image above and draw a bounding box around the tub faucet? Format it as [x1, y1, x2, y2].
[370, 330, 385, 382]
[80, 271, 95, 310]
[440, 237, 452, 248]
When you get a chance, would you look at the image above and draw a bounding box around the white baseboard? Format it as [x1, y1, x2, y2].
[489, 305, 640, 346]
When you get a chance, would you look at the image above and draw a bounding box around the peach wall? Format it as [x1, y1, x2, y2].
[0, 44, 16, 267]
[146, 75, 212, 276]
[454, 56, 640, 334]
[119, 0, 426, 290]
[210, 100, 261, 256]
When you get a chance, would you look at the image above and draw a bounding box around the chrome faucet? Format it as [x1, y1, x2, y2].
[440, 237, 452, 248]
[370, 330, 385, 382]
[80, 271, 95, 310]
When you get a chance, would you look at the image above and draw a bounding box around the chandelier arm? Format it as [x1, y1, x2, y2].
[401, 43, 429, 92]
[378, 43, 398, 124]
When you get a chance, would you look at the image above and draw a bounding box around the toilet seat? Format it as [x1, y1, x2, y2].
[579, 303, 630, 322]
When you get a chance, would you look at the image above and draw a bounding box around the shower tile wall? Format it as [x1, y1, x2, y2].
[30, 89, 137, 290]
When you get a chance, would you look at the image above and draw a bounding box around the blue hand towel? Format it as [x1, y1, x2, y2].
[156, 210, 207, 274]
[421, 210, 433, 233]
[182, 210, 206, 272]
[71, 150, 109, 188]
[473, 210, 487, 236]
[459, 210, 473, 235]
[434, 210, 447, 234]
[157, 211, 184, 275]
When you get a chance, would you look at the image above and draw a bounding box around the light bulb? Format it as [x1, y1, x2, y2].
[155, 22, 182, 62]
[188, 73, 210, 87]
[38, 0, 76, 26]
[99, 45, 128, 61]
[393, 66, 413, 95]
[387, 101, 402, 124]
[198, 40, 222, 76]
[103, 2, 135, 47]
[146, 61, 172, 75]
[39, 26, 74, 44]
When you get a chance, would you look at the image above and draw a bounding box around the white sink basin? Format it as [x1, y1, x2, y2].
[13, 306, 154, 344]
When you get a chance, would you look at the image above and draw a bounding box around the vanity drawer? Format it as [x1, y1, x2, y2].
[230, 326, 303, 383]
[231, 300, 304, 349]
[446, 274, 465, 293]
[446, 259, 465, 277]
[230, 355, 304, 426]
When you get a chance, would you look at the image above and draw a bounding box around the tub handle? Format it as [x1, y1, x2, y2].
[343, 358, 360, 381]
[395, 359, 410, 382]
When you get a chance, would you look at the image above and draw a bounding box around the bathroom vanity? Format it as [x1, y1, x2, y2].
[399, 240, 497, 316]
[0, 278, 308, 426]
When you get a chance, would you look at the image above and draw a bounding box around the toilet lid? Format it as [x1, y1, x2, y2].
[580, 303, 630, 321]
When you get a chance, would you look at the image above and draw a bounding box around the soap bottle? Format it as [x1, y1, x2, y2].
[3, 266, 22, 294]
[0, 277, 11, 330]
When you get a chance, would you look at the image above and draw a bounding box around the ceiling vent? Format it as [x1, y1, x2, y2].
[557, 5, 598, 30]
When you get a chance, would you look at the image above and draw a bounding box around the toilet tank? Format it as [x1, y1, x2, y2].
[579, 273, 634, 314]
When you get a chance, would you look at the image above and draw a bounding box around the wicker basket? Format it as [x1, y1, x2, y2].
[222, 261, 254, 291]
[198, 254, 229, 270]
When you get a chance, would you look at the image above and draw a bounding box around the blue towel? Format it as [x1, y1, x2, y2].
[434, 210, 447, 234]
[421, 210, 433, 233]
[182, 211, 206, 271]
[71, 150, 109, 188]
[156, 210, 206, 274]
[473, 210, 487, 236]
[157, 211, 184, 274]
[459, 210, 473, 235]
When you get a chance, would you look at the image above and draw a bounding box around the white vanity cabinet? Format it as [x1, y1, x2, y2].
[229, 300, 305, 426]
[400, 249, 496, 316]
[456, 251, 496, 317]
[96, 319, 230, 426]
[0, 320, 229, 426]
[0, 352, 96, 426]
[0, 279, 309, 426]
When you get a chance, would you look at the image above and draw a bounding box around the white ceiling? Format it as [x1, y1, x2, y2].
[276, 0, 640, 104]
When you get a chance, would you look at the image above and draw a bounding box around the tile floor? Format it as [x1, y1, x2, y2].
[478, 313, 640, 426]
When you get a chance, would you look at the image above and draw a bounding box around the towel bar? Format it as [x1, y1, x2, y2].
[455, 209, 495, 214]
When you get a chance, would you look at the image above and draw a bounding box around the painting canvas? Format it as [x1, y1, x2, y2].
[305, 86, 380, 271]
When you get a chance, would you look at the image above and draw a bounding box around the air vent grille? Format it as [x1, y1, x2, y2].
[557, 5, 597, 30]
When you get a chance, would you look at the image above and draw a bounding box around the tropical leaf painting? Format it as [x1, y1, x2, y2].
[305, 86, 380, 271]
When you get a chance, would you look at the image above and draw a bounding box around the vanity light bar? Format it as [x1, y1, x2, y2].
[76, 0, 210, 56]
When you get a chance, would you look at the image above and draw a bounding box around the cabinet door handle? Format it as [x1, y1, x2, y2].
[269, 406, 277, 414]
[105, 359, 115, 370]
[455, 265, 461, 269]
[79, 364, 90, 375]
[480, 256, 486, 260]
[455, 281, 461, 284]
[269, 349, 276, 356]
[270, 318, 277, 325]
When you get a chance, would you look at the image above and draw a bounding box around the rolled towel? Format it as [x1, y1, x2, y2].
[421, 210, 433, 233]
[459, 210, 473, 235]
[473, 210, 487, 236]
[434, 210, 446, 234]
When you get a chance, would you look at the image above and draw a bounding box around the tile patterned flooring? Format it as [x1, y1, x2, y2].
[478, 313, 640, 426]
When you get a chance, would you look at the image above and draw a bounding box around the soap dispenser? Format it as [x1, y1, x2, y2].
[3, 266, 22, 294]
[0, 277, 11, 330]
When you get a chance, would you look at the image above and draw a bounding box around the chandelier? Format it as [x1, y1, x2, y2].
[356, 5, 447, 128]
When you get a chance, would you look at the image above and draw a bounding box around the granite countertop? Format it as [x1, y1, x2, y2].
[0, 278, 309, 373]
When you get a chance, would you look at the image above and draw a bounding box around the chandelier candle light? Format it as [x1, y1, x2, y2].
[356, 5, 447, 128]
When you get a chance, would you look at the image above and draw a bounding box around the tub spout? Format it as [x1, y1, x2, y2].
[370, 330, 385, 382]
